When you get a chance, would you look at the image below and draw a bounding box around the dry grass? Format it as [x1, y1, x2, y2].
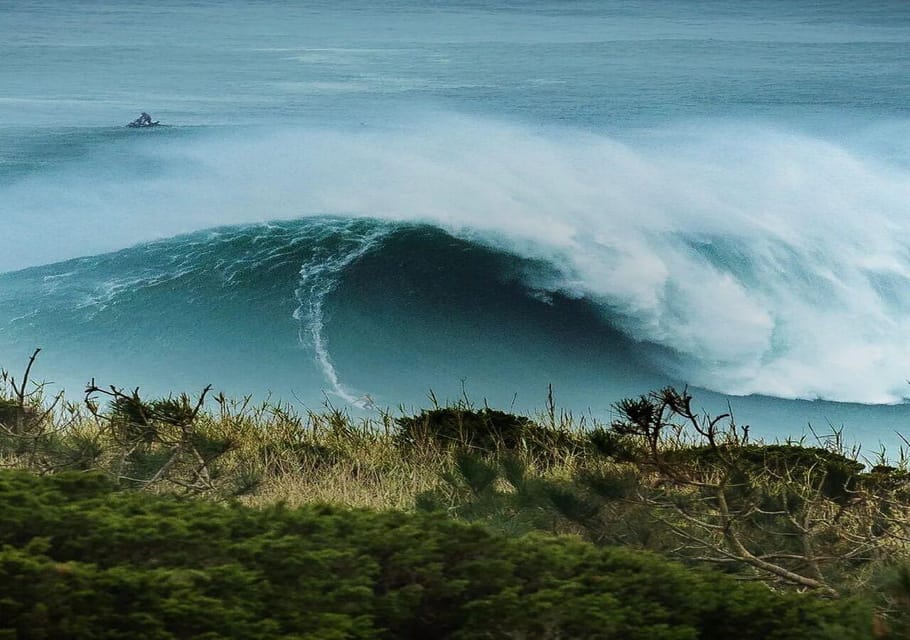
[7, 363, 910, 598]
[0, 367, 589, 511]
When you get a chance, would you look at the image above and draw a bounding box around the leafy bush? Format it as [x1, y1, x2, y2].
[0, 470, 875, 640]
[2, 350, 909, 608]
[0, 398, 29, 429]
[396, 406, 581, 461]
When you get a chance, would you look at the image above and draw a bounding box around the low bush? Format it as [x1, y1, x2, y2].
[0, 470, 875, 640]
[3, 353, 910, 622]
[395, 406, 582, 461]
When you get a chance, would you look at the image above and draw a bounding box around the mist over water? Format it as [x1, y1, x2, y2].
[6, 119, 910, 404]
[3, 0, 910, 443]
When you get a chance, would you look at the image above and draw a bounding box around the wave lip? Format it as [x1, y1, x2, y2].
[3, 115, 910, 404]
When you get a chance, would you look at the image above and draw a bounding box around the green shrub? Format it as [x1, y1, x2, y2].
[0, 398, 28, 429]
[395, 407, 581, 460]
[0, 470, 874, 640]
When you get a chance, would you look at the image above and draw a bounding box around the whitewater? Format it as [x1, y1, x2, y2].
[2, 0, 910, 442]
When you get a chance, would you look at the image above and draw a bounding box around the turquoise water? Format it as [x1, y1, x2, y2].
[2, 1, 910, 446]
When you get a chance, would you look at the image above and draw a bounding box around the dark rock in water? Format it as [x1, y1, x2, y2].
[126, 112, 160, 128]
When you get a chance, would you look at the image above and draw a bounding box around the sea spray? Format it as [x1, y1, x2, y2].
[4, 116, 910, 402]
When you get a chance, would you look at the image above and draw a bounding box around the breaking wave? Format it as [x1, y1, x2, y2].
[3, 114, 910, 403]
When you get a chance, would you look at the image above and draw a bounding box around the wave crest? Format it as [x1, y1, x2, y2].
[3, 114, 910, 402]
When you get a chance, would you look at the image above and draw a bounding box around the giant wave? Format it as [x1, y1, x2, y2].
[0, 217, 662, 409]
[3, 115, 910, 406]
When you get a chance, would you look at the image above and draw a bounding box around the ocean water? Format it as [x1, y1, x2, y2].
[2, 0, 910, 446]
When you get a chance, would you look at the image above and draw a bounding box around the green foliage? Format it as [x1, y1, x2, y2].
[577, 465, 641, 501]
[586, 426, 644, 461]
[545, 484, 601, 526]
[454, 453, 499, 496]
[0, 470, 875, 640]
[396, 406, 580, 460]
[669, 444, 866, 501]
[0, 398, 28, 429]
[499, 454, 527, 489]
[285, 440, 348, 469]
[1, 351, 909, 609]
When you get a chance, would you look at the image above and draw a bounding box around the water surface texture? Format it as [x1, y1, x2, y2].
[2, 0, 910, 443]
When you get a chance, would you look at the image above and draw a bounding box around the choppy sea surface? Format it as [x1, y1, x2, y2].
[2, 0, 910, 446]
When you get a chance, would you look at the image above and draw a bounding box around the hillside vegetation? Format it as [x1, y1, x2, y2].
[3, 351, 910, 636]
[0, 470, 875, 639]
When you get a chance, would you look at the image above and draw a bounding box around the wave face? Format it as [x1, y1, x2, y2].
[0, 217, 661, 410]
[4, 118, 910, 405]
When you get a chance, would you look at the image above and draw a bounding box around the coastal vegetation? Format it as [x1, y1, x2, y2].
[0, 470, 875, 639]
[3, 350, 910, 637]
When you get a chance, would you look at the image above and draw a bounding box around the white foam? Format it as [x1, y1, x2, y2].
[4, 113, 910, 402]
[292, 220, 389, 407]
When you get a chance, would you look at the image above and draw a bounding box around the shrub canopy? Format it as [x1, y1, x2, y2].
[0, 470, 872, 640]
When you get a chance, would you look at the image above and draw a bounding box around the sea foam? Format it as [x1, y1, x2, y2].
[3, 113, 910, 403]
